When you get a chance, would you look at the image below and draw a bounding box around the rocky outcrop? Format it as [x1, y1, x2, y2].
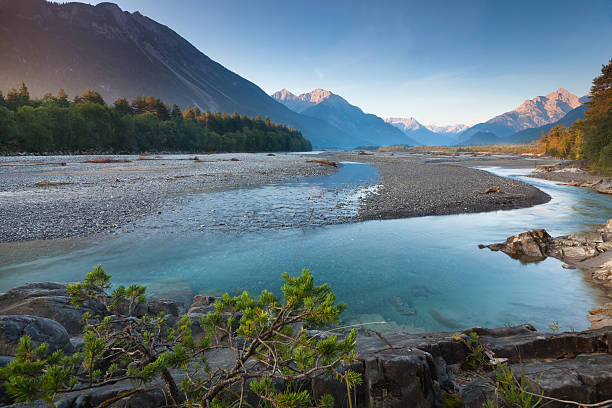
[0, 282, 106, 335]
[532, 164, 612, 196]
[0, 315, 73, 355]
[483, 220, 612, 274]
[482, 220, 612, 330]
[481, 229, 552, 261]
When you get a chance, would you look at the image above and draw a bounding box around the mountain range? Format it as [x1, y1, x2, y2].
[385, 117, 467, 146]
[0, 0, 589, 149]
[0, 0, 363, 148]
[271, 89, 417, 147]
[457, 88, 583, 144]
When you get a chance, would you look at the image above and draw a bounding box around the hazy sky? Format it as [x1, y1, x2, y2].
[54, 0, 611, 125]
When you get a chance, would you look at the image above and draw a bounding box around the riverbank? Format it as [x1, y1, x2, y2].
[529, 161, 612, 195]
[331, 151, 552, 221]
[1, 279, 612, 407]
[0, 151, 556, 243]
[0, 153, 338, 242]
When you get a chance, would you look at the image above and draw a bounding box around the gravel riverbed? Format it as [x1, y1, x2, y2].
[0, 151, 553, 243]
[332, 151, 552, 220]
[0, 153, 337, 242]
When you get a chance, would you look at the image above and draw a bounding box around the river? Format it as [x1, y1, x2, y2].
[0, 163, 610, 333]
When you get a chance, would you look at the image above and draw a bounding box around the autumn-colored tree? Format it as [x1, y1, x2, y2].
[56, 89, 70, 108]
[113, 97, 133, 115]
[540, 59, 612, 172]
[74, 89, 105, 105]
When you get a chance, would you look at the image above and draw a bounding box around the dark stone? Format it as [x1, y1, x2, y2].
[0, 282, 106, 335]
[0, 315, 74, 355]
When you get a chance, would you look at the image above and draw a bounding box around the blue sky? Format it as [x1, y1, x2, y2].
[56, 0, 611, 125]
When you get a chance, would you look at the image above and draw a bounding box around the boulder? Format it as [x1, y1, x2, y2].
[488, 229, 552, 261]
[147, 298, 186, 327]
[0, 315, 74, 355]
[462, 354, 612, 408]
[0, 282, 106, 335]
[596, 181, 612, 195]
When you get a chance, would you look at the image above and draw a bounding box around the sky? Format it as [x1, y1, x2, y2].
[55, 0, 612, 125]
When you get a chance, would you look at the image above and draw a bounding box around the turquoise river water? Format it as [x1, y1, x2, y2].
[1, 163, 611, 333]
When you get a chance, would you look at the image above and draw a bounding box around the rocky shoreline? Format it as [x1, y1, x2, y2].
[530, 161, 612, 195]
[481, 219, 612, 330]
[1, 280, 612, 407]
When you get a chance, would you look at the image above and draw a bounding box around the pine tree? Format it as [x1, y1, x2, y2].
[5, 88, 18, 110]
[131, 95, 147, 114]
[17, 82, 30, 107]
[56, 89, 69, 107]
[0, 91, 5, 108]
[113, 97, 132, 115]
[74, 89, 104, 105]
[170, 104, 182, 120]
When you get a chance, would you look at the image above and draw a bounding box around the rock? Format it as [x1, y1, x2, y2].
[588, 303, 612, 330]
[147, 298, 186, 327]
[483, 185, 500, 194]
[313, 335, 445, 408]
[0, 282, 106, 335]
[487, 229, 551, 261]
[559, 245, 599, 262]
[596, 181, 612, 195]
[148, 298, 186, 317]
[462, 354, 612, 408]
[0, 315, 74, 355]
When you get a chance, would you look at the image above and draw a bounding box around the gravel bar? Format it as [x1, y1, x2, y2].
[332, 151, 552, 220]
[0, 153, 337, 242]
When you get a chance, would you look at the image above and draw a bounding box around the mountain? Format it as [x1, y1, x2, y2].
[385, 117, 468, 146]
[506, 104, 587, 144]
[0, 0, 360, 148]
[458, 88, 582, 142]
[458, 131, 501, 146]
[425, 124, 469, 136]
[272, 89, 417, 146]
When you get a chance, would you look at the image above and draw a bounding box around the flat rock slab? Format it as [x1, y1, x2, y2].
[461, 354, 612, 407]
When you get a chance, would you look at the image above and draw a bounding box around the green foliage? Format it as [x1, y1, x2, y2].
[442, 391, 463, 408]
[0, 82, 312, 153]
[539, 58, 612, 173]
[1, 266, 357, 407]
[548, 321, 560, 333]
[484, 363, 542, 408]
[458, 332, 490, 371]
[0, 336, 82, 408]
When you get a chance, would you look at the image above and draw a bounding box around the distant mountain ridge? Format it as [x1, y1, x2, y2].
[0, 0, 362, 148]
[385, 117, 467, 146]
[272, 89, 417, 146]
[459, 88, 582, 142]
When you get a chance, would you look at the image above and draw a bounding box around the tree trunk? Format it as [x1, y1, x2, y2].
[160, 368, 181, 406]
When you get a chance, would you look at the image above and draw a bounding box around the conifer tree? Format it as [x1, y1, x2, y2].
[56, 89, 69, 107]
[74, 89, 105, 105]
[5, 88, 18, 110]
[113, 97, 132, 115]
[17, 82, 30, 107]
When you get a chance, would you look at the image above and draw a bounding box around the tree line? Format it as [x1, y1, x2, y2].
[0, 83, 312, 153]
[539, 59, 612, 172]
